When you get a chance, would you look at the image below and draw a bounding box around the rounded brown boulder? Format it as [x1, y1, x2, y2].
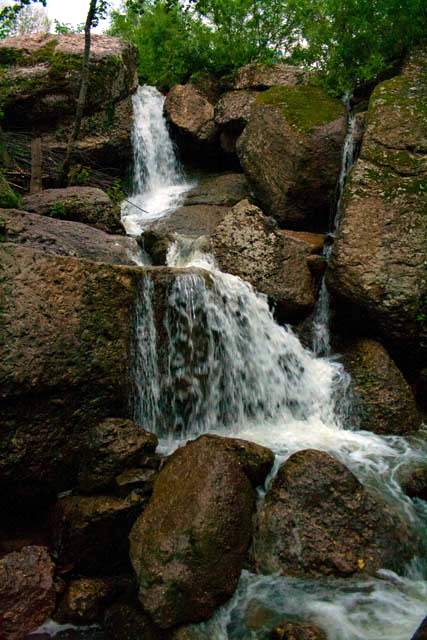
[254, 450, 417, 578]
[129, 435, 267, 628]
[341, 338, 421, 435]
[0, 545, 56, 640]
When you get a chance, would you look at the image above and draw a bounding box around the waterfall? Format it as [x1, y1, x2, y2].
[132, 255, 352, 443]
[121, 85, 192, 235]
[124, 88, 427, 640]
[312, 110, 359, 356]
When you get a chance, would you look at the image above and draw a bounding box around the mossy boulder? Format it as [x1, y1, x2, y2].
[129, 435, 271, 628]
[327, 47, 427, 357]
[237, 84, 346, 230]
[21, 186, 123, 234]
[0, 33, 138, 129]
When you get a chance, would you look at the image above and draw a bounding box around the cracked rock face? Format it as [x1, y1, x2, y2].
[327, 47, 427, 356]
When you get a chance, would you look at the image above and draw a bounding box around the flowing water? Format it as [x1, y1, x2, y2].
[312, 110, 359, 357]
[121, 85, 193, 235]
[124, 86, 427, 639]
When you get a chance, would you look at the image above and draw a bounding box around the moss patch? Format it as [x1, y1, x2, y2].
[0, 173, 20, 208]
[256, 85, 344, 133]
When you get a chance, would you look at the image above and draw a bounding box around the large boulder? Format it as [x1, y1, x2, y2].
[254, 450, 416, 578]
[78, 418, 158, 493]
[50, 493, 143, 575]
[0, 33, 138, 129]
[211, 200, 316, 320]
[327, 48, 427, 356]
[0, 208, 140, 265]
[164, 84, 217, 160]
[234, 62, 306, 90]
[214, 91, 257, 154]
[0, 244, 205, 505]
[237, 86, 346, 230]
[341, 338, 421, 435]
[0, 546, 55, 640]
[129, 435, 272, 628]
[21, 187, 123, 234]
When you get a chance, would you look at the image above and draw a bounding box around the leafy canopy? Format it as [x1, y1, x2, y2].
[0, 0, 47, 38]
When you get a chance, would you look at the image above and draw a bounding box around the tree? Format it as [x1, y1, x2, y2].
[0, 0, 46, 39]
[12, 3, 50, 35]
[61, 0, 109, 185]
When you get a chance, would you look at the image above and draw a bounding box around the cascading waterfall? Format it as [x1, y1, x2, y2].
[121, 85, 193, 235]
[312, 110, 359, 356]
[124, 87, 427, 640]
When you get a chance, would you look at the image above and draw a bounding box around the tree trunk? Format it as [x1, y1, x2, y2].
[60, 0, 98, 186]
[30, 136, 43, 193]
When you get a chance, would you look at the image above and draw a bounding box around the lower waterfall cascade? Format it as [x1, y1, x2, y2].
[124, 86, 427, 639]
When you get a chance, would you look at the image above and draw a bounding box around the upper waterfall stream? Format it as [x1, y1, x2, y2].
[122, 85, 427, 640]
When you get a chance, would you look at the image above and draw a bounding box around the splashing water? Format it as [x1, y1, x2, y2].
[121, 85, 193, 235]
[123, 91, 427, 640]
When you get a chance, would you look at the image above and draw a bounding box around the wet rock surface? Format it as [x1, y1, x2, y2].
[341, 338, 421, 435]
[254, 449, 416, 578]
[51, 493, 143, 575]
[129, 435, 256, 628]
[211, 199, 316, 320]
[22, 187, 123, 235]
[0, 545, 56, 640]
[78, 418, 158, 493]
[271, 621, 327, 640]
[0, 245, 139, 505]
[54, 577, 116, 625]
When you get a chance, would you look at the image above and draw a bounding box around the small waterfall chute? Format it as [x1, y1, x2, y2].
[121, 85, 193, 235]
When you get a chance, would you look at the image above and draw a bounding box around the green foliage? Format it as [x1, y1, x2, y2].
[106, 178, 125, 204]
[68, 165, 91, 186]
[110, 0, 427, 94]
[54, 20, 85, 34]
[0, 0, 46, 39]
[297, 0, 427, 95]
[49, 201, 66, 218]
[0, 172, 20, 208]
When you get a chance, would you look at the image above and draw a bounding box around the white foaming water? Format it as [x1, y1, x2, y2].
[121, 85, 193, 235]
[125, 94, 427, 639]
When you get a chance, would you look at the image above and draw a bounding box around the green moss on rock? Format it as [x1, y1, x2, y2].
[0, 173, 20, 208]
[256, 85, 345, 133]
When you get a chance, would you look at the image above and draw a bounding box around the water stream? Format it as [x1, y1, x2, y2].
[312, 109, 359, 357]
[124, 86, 427, 639]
